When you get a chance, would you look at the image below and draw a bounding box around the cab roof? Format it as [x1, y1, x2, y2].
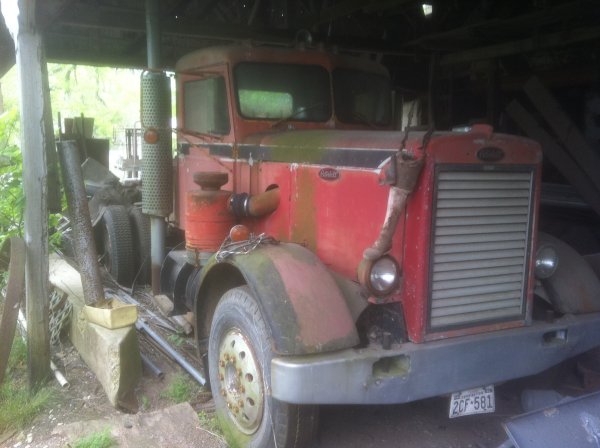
[175, 45, 389, 77]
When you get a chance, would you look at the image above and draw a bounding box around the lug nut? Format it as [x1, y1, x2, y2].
[238, 399, 244, 408]
[219, 360, 225, 368]
[220, 373, 224, 381]
[240, 385, 246, 393]
[221, 389, 227, 397]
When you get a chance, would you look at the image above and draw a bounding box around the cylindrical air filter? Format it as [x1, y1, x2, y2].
[141, 71, 172, 217]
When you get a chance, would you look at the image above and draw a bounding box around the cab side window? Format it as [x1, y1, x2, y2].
[183, 77, 230, 135]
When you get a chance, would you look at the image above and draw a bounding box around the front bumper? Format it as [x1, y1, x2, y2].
[272, 313, 600, 405]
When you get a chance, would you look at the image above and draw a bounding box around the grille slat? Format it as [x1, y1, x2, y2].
[433, 256, 525, 273]
[433, 273, 523, 291]
[433, 248, 525, 263]
[436, 223, 527, 236]
[432, 308, 524, 328]
[435, 230, 527, 245]
[432, 281, 524, 300]
[434, 239, 525, 254]
[437, 214, 528, 227]
[438, 180, 531, 190]
[437, 206, 530, 218]
[439, 172, 532, 181]
[433, 265, 524, 282]
[430, 169, 533, 329]
[432, 298, 522, 317]
[432, 290, 522, 308]
[438, 189, 529, 199]
[438, 198, 530, 208]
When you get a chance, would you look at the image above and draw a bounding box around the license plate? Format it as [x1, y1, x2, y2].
[449, 385, 495, 418]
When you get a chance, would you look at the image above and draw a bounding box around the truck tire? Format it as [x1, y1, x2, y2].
[208, 286, 319, 448]
[129, 205, 150, 285]
[99, 205, 134, 286]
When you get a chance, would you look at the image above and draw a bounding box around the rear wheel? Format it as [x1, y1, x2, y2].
[208, 286, 319, 448]
[98, 205, 134, 285]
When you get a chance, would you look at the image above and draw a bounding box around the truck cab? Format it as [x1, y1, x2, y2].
[155, 44, 600, 447]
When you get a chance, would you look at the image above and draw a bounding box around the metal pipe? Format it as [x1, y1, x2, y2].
[229, 188, 281, 219]
[57, 141, 106, 306]
[17, 311, 69, 388]
[151, 218, 166, 295]
[140, 352, 164, 379]
[145, 0, 160, 70]
[50, 361, 69, 387]
[136, 318, 206, 386]
[145, 0, 168, 294]
[110, 288, 176, 332]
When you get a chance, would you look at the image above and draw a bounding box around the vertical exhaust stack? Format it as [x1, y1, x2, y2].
[143, 0, 172, 294]
[141, 72, 172, 293]
[141, 72, 172, 218]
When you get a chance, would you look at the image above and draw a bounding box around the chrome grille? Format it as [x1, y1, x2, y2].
[430, 170, 533, 329]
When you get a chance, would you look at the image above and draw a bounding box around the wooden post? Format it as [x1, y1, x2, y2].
[1, 0, 51, 386]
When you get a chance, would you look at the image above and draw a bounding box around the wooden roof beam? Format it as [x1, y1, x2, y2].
[440, 26, 600, 65]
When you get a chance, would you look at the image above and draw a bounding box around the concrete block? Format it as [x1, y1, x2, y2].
[49, 255, 141, 409]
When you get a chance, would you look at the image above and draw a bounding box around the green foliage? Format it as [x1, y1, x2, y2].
[0, 108, 23, 247]
[161, 373, 197, 404]
[7, 335, 27, 372]
[71, 428, 115, 448]
[47, 64, 141, 139]
[0, 336, 52, 433]
[0, 64, 142, 247]
[198, 410, 222, 436]
[140, 394, 150, 411]
[167, 333, 185, 347]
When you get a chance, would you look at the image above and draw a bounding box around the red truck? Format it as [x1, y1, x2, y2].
[96, 44, 600, 447]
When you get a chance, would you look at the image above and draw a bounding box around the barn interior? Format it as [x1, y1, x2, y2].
[2, 0, 599, 255]
[1, 2, 600, 446]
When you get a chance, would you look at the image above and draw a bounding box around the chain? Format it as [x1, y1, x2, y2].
[49, 288, 72, 345]
[216, 233, 277, 262]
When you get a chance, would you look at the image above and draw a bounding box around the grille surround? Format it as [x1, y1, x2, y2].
[427, 165, 535, 332]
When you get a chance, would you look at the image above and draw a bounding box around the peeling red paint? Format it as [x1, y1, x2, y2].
[270, 249, 356, 348]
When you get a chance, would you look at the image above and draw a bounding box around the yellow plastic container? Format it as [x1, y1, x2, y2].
[84, 299, 137, 329]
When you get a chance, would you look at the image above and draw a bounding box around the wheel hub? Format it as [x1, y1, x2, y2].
[218, 329, 264, 434]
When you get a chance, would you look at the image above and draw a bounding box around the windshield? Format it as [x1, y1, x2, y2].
[333, 69, 391, 126]
[234, 62, 331, 122]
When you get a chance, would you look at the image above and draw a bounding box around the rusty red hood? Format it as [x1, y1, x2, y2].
[241, 129, 425, 152]
[238, 129, 435, 169]
[235, 125, 538, 169]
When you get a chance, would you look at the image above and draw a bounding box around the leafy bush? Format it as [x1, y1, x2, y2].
[0, 108, 23, 247]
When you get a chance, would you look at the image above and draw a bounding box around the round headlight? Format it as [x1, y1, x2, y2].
[535, 245, 559, 279]
[369, 256, 399, 295]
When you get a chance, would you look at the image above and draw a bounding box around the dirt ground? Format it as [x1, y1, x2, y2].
[2, 281, 597, 448]
[3, 333, 592, 448]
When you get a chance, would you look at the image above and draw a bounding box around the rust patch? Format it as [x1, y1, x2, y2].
[290, 167, 318, 251]
[270, 248, 356, 349]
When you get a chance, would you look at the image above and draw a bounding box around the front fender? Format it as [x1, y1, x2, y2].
[198, 242, 360, 355]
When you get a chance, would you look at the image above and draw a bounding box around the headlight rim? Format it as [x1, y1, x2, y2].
[358, 255, 400, 297]
[535, 243, 559, 280]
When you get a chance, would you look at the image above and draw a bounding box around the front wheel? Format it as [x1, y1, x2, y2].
[208, 286, 319, 448]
